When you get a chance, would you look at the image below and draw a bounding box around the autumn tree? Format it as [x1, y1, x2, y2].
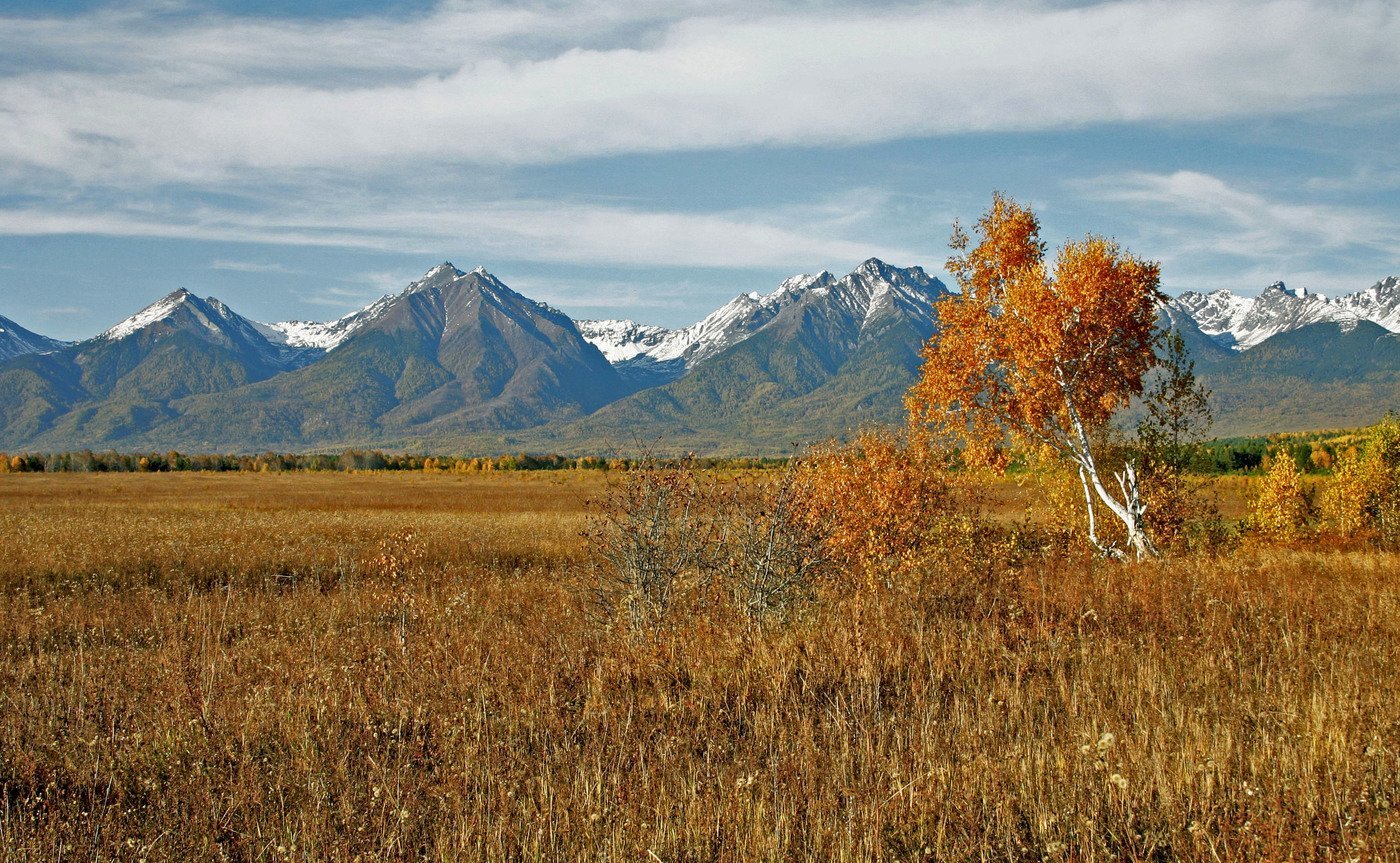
[1136, 328, 1214, 544]
[1250, 450, 1311, 541]
[1321, 412, 1400, 542]
[906, 193, 1165, 559]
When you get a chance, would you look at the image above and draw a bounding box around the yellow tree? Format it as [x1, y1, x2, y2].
[1251, 450, 1311, 541]
[906, 193, 1165, 559]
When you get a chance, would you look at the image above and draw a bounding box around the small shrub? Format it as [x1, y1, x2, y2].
[583, 456, 717, 630]
[794, 428, 969, 592]
[716, 465, 829, 623]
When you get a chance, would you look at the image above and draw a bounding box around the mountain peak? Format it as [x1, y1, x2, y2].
[777, 271, 834, 294]
[0, 313, 69, 360]
[1266, 281, 1312, 300]
[101, 289, 197, 341]
[424, 262, 464, 278]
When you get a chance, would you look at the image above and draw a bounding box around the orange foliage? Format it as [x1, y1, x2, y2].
[907, 193, 1163, 469]
[905, 194, 1164, 559]
[794, 428, 967, 591]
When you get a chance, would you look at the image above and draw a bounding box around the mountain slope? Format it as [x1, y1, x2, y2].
[0, 314, 68, 361]
[0, 290, 298, 447]
[518, 259, 948, 454]
[1198, 320, 1400, 435]
[140, 265, 628, 450]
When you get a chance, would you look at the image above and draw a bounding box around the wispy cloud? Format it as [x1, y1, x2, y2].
[1074, 169, 1400, 293]
[0, 195, 914, 270]
[1094, 171, 1391, 247]
[209, 259, 299, 274]
[2, 0, 1398, 185]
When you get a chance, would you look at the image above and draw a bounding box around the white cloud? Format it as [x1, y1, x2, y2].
[1074, 169, 1400, 294]
[3, 0, 1398, 184]
[209, 259, 298, 273]
[1079, 169, 1397, 254]
[0, 196, 914, 270]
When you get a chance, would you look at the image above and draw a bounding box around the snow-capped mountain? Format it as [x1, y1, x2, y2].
[252, 267, 455, 353]
[255, 298, 393, 352]
[575, 320, 674, 364]
[829, 257, 943, 334]
[1171, 281, 1373, 350]
[578, 260, 943, 384]
[579, 271, 828, 384]
[1335, 276, 1400, 333]
[148, 263, 627, 448]
[253, 263, 559, 354]
[0, 314, 69, 361]
[98, 288, 318, 370]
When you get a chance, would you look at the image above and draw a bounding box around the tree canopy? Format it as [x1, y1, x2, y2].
[907, 193, 1166, 558]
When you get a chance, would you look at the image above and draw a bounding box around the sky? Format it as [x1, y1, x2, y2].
[1, 0, 1398, 341]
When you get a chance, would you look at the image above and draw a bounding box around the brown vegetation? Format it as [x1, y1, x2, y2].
[2, 470, 1398, 861]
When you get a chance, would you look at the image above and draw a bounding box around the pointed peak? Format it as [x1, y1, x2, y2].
[471, 265, 489, 276]
[100, 288, 199, 340]
[1264, 280, 1309, 299]
[850, 258, 933, 287]
[404, 262, 469, 294]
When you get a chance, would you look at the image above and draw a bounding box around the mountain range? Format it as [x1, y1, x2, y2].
[1, 262, 1397, 453]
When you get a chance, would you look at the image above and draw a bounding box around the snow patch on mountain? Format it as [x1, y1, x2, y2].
[578, 271, 831, 382]
[101, 289, 196, 341]
[257, 292, 398, 352]
[575, 320, 673, 363]
[578, 259, 946, 385]
[256, 263, 503, 352]
[1172, 277, 1400, 350]
[1336, 276, 1400, 333]
[0, 314, 70, 360]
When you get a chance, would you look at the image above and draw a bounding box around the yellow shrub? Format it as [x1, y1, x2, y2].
[1250, 452, 1310, 541]
[1321, 414, 1400, 541]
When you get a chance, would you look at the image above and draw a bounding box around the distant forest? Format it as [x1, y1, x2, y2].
[0, 449, 786, 474]
[0, 429, 1375, 476]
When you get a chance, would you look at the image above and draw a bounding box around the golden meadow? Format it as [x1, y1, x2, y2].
[1, 469, 1397, 862]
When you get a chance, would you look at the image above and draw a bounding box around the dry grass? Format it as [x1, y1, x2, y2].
[1, 472, 1397, 861]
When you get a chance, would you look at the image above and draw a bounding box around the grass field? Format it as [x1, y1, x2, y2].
[1, 471, 1397, 861]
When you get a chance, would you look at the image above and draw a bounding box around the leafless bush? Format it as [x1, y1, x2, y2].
[584, 458, 828, 630]
[715, 466, 828, 623]
[584, 456, 716, 629]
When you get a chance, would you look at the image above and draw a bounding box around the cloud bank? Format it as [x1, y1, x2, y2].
[3, 0, 1398, 184]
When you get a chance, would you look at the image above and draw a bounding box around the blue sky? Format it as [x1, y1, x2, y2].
[1, 0, 1398, 341]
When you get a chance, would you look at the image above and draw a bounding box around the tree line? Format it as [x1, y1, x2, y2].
[0, 449, 787, 474]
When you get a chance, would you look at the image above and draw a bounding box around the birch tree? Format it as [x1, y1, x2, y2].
[906, 194, 1165, 559]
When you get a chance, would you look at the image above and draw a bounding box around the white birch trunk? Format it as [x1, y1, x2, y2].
[1065, 407, 1159, 560]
